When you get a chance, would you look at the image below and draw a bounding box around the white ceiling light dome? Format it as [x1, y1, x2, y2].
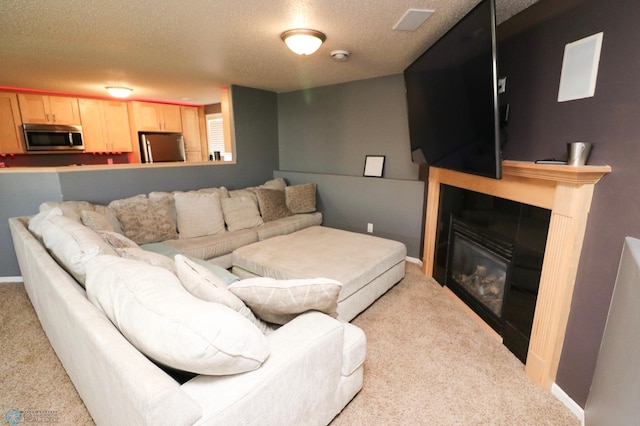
[105, 87, 133, 98]
[281, 29, 326, 55]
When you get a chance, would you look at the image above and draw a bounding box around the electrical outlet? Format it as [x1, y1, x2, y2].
[367, 223, 373, 233]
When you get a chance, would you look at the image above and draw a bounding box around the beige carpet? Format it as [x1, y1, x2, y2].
[0, 264, 578, 425]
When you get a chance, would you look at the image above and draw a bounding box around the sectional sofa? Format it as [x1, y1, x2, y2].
[8, 178, 374, 425]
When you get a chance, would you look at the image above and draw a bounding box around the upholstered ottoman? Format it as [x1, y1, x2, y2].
[232, 226, 406, 322]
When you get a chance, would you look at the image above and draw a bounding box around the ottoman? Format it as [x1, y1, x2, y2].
[232, 226, 407, 322]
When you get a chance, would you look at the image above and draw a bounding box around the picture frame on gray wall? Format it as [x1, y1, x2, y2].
[363, 155, 385, 178]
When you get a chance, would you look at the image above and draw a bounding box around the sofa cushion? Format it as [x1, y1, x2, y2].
[164, 228, 258, 261]
[285, 183, 317, 214]
[85, 255, 270, 375]
[256, 188, 292, 222]
[197, 186, 229, 199]
[140, 242, 240, 285]
[228, 277, 342, 325]
[40, 215, 118, 285]
[221, 196, 264, 231]
[39, 200, 95, 222]
[174, 191, 226, 239]
[256, 212, 323, 241]
[261, 178, 286, 191]
[175, 255, 272, 333]
[81, 209, 116, 233]
[117, 247, 177, 274]
[109, 195, 178, 245]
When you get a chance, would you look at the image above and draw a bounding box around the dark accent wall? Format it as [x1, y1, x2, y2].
[0, 85, 279, 276]
[497, 0, 640, 407]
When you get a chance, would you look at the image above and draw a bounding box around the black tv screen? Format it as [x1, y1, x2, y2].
[404, 0, 502, 179]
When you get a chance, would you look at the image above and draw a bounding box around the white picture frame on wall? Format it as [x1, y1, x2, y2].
[557, 32, 604, 102]
[363, 155, 385, 178]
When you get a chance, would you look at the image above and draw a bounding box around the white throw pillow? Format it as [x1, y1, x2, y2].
[228, 277, 343, 324]
[28, 207, 64, 240]
[85, 255, 270, 375]
[220, 196, 264, 231]
[40, 215, 118, 285]
[175, 255, 272, 333]
[174, 191, 226, 239]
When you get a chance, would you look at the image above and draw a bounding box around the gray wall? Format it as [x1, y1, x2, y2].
[278, 74, 420, 180]
[277, 75, 425, 258]
[275, 171, 424, 258]
[1, 85, 279, 276]
[497, 0, 640, 407]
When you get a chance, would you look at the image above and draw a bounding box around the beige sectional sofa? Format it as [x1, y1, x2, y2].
[8, 178, 368, 425]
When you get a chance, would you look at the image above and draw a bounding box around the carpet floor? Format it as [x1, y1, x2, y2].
[0, 263, 579, 425]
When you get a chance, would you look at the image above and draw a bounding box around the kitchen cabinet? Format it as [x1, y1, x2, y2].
[0, 92, 26, 154]
[18, 94, 81, 125]
[180, 105, 206, 162]
[131, 101, 182, 132]
[79, 99, 133, 152]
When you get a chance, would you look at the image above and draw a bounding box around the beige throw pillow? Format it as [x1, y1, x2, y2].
[228, 277, 343, 324]
[85, 255, 269, 375]
[109, 195, 178, 244]
[117, 247, 177, 274]
[175, 255, 272, 333]
[256, 188, 292, 222]
[285, 183, 317, 214]
[81, 210, 115, 233]
[220, 196, 264, 231]
[174, 191, 226, 239]
[98, 231, 139, 250]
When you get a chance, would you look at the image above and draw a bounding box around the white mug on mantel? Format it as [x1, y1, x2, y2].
[567, 142, 592, 166]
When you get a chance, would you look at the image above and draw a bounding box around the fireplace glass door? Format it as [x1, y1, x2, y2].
[447, 219, 514, 332]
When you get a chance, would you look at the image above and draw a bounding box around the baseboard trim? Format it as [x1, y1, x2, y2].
[0, 276, 23, 283]
[551, 383, 584, 424]
[406, 256, 422, 266]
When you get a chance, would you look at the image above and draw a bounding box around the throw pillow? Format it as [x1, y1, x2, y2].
[40, 215, 118, 285]
[98, 231, 139, 250]
[220, 196, 264, 231]
[228, 277, 343, 325]
[39, 200, 95, 222]
[174, 191, 226, 239]
[175, 255, 272, 333]
[93, 205, 123, 234]
[85, 255, 270, 375]
[285, 183, 317, 214]
[261, 178, 286, 191]
[197, 186, 230, 199]
[256, 188, 292, 222]
[117, 247, 177, 274]
[109, 195, 178, 245]
[81, 210, 115, 233]
[28, 207, 63, 240]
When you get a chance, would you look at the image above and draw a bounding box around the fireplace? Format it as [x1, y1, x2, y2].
[422, 161, 610, 389]
[447, 218, 513, 333]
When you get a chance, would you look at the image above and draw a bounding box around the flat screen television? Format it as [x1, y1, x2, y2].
[404, 0, 502, 179]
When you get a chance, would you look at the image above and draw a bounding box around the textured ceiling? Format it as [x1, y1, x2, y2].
[0, 0, 539, 105]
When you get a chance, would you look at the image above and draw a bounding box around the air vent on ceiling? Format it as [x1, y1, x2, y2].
[393, 9, 434, 31]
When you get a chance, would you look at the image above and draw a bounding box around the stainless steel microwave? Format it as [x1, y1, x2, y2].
[23, 124, 85, 152]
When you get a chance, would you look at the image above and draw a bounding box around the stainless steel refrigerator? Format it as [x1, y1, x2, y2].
[139, 133, 186, 163]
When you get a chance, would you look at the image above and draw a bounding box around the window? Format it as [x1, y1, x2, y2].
[206, 113, 232, 161]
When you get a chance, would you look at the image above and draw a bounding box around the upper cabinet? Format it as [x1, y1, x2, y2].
[180, 106, 206, 162]
[131, 101, 182, 132]
[0, 92, 26, 154]
[79, 99, 132, 152]
[18, 94, 81, 125]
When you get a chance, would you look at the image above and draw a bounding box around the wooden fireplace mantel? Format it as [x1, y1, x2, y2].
[423, 160, 611, 389]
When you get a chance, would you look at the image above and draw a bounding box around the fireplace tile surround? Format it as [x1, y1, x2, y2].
[422, 160, 611, 389]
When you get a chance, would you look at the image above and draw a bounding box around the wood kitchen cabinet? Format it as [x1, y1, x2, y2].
[0, 92, 26, 154]
[180, 105, 206, 162]
[18, 94, 81, 125]
[131, 101, 182, 132]
[79, 99, 133, 152]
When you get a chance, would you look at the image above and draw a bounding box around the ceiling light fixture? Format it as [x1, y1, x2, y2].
[281, 29, 326, 55]
[105, 86, 133, 98]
